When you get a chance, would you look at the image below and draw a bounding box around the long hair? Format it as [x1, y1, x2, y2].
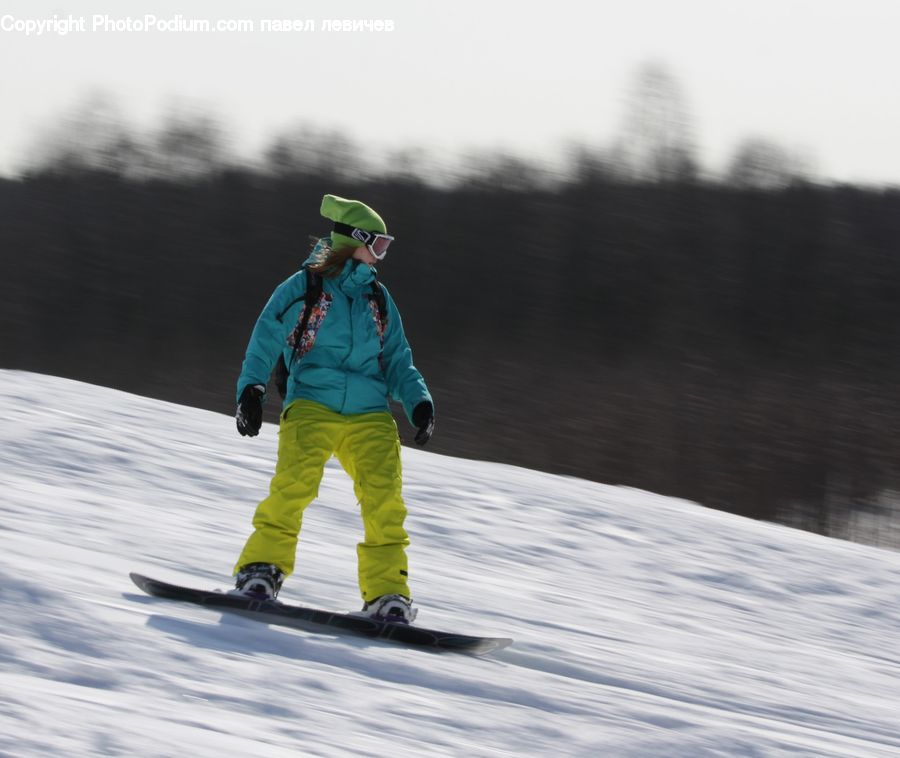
[307, 236, 357, 279]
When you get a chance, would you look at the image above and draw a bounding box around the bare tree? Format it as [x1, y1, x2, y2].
[614, 61, 698, 183]
[264, 125, 364, 179]
[152, 111, 228, 180]
[22, 91, 142, 175]
[457, 149, 551, 191]
[726, 137, 811, 189]
[563, 142, 618, 184]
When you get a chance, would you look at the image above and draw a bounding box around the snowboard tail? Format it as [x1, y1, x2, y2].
[130, 573, 512, 656]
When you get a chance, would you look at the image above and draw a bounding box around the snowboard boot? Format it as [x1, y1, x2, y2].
[362, 594, 417, 624]
[233, 563, 284, 600]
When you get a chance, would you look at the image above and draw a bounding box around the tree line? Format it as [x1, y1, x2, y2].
[2, 155, 900, 547]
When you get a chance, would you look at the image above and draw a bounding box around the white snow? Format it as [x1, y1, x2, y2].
[2, 370, 900, 757]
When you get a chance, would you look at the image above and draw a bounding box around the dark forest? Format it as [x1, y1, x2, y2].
[3, 130, 900, 548]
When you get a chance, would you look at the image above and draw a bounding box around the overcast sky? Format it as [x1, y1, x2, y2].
[2, 0, 898, 183]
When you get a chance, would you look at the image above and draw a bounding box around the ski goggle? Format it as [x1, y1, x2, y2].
[333, 222, 394, 260]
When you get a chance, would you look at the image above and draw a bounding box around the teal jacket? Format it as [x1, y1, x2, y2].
[236, 247, 432, 425]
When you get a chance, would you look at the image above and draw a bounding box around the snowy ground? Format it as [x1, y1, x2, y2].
[2, 370, 900, 757]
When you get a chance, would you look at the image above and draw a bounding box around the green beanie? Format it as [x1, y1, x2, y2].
[320, 194, 387, 249]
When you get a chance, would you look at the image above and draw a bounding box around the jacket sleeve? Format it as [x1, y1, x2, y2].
[381, 287, 433, 425]
[236, 272, 306, 404]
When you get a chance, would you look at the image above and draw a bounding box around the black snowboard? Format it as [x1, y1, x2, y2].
[130, 573, 513, 656]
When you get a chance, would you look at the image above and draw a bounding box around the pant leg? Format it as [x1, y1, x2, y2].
[233, 400, 341, 576]
[334, 410, 411, 601]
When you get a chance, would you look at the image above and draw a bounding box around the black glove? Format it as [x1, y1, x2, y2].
[236, 384, 266, 437]
[412, 401, 434, 446]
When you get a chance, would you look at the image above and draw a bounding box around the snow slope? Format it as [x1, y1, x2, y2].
[2, 370, 900, 757]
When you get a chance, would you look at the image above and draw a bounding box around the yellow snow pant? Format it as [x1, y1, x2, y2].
[233, 399, 410, 601]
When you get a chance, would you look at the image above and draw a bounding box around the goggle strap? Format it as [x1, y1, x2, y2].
[333, 222, 383, 246]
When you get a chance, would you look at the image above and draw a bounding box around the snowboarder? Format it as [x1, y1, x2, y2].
[232, 194, 434, 624]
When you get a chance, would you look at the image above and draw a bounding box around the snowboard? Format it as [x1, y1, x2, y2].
[130, 573, 513, 656]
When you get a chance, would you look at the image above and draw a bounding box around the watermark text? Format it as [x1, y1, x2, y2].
[0, 15, 395, 36]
